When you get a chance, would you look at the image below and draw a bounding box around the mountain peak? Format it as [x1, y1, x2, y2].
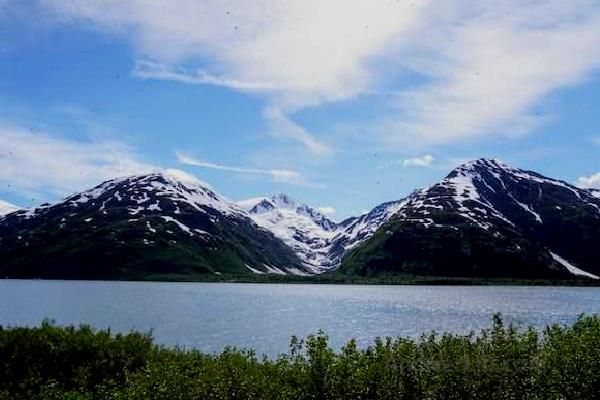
[240, 193, 335, 227]
[450, 158, 510, 176]
[271, 192, 296, 208]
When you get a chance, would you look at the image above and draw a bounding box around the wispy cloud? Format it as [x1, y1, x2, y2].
[402, 154, 434, 167]
[577, 173, 600, 190]
[41, 0, 600, 151]
[263, 106, 333, 158]
[133, 60, 280, 92]
[134, 62, 333, 158]
[176, 152, 321, 188]
[41, 0, 425, 155]
[0, 121, 153, 200]
[384, 0, 600, 145]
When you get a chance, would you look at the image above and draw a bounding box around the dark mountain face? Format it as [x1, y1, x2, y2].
[341, 159, 600, 279]
[0, 173, 304, 279]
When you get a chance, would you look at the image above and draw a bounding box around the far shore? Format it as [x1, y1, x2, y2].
[3, 273, 600, 286]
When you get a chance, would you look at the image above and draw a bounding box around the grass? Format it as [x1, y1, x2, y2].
[1, 315, 599, 399]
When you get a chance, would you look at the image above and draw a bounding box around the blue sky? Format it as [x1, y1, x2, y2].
[1, 0, 599, 219]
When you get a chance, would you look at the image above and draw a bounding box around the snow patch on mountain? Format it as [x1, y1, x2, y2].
[550, 252, 599, 279]
[334, 200, 409, 252]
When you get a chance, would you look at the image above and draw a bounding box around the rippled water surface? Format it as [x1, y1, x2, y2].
[1, 280, 598, 356]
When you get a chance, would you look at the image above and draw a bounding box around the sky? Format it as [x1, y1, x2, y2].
[1, 0, 599, 219]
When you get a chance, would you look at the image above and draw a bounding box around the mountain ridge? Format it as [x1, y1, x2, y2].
[1, 159, 598, 280]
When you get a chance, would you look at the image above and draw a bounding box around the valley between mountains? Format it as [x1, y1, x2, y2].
[1, 158, 599, 281]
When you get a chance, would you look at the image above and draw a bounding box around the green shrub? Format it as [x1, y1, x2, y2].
[0, 315, 598, 399]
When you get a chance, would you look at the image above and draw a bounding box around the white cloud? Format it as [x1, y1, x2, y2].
[402, 154, 434, 167]
[316, 206, 335, 215]
[577, 173, 600, 190]
[41, 0, 426, 155]
[47, 0, 422, 100]
[176, 152, 319, 187]
[40, 0, 600, 150]
[0, 122, 153, 199]
[385, 0, 600, 145]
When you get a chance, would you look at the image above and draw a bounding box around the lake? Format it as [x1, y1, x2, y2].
[1, 280, 598, 357]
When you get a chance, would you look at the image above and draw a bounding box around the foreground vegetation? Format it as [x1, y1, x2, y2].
[1, 315, 599, 399]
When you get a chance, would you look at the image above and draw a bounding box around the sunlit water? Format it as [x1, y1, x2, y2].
[1, 280, 598, 357]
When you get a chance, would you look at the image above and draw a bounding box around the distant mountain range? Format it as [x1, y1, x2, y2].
[1, 159, 599, 280]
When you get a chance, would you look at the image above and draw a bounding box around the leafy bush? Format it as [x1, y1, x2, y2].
[0, 315, 598, 399]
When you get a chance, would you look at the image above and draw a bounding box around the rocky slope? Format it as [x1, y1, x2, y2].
[340, 159, 600, 279]
[0, 172, 306, 279]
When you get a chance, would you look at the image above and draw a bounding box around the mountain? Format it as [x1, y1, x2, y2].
[0, 172, 306, 279]
[340, 159, 600, 279]
[238, 194, 338, 272]
[239, 194, 406, 272]
[0, 200, 20, 216]
[1, 159, 598, 281]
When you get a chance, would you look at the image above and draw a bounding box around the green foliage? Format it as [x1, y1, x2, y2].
[1, 315, 599, 399]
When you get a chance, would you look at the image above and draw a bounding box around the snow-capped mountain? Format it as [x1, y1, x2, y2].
[0, 172, 306, 279]
[341, 159, 600, 279]
[2, 159, 598, 281]
[0, 200, 20, 216]
[238, 193, 339, 272]
[239, 194, 410, 272]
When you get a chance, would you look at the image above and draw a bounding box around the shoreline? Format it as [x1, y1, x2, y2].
[3, 273, 600, 286]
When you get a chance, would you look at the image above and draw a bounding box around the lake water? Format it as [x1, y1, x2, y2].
[1, 280, 598, 357]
